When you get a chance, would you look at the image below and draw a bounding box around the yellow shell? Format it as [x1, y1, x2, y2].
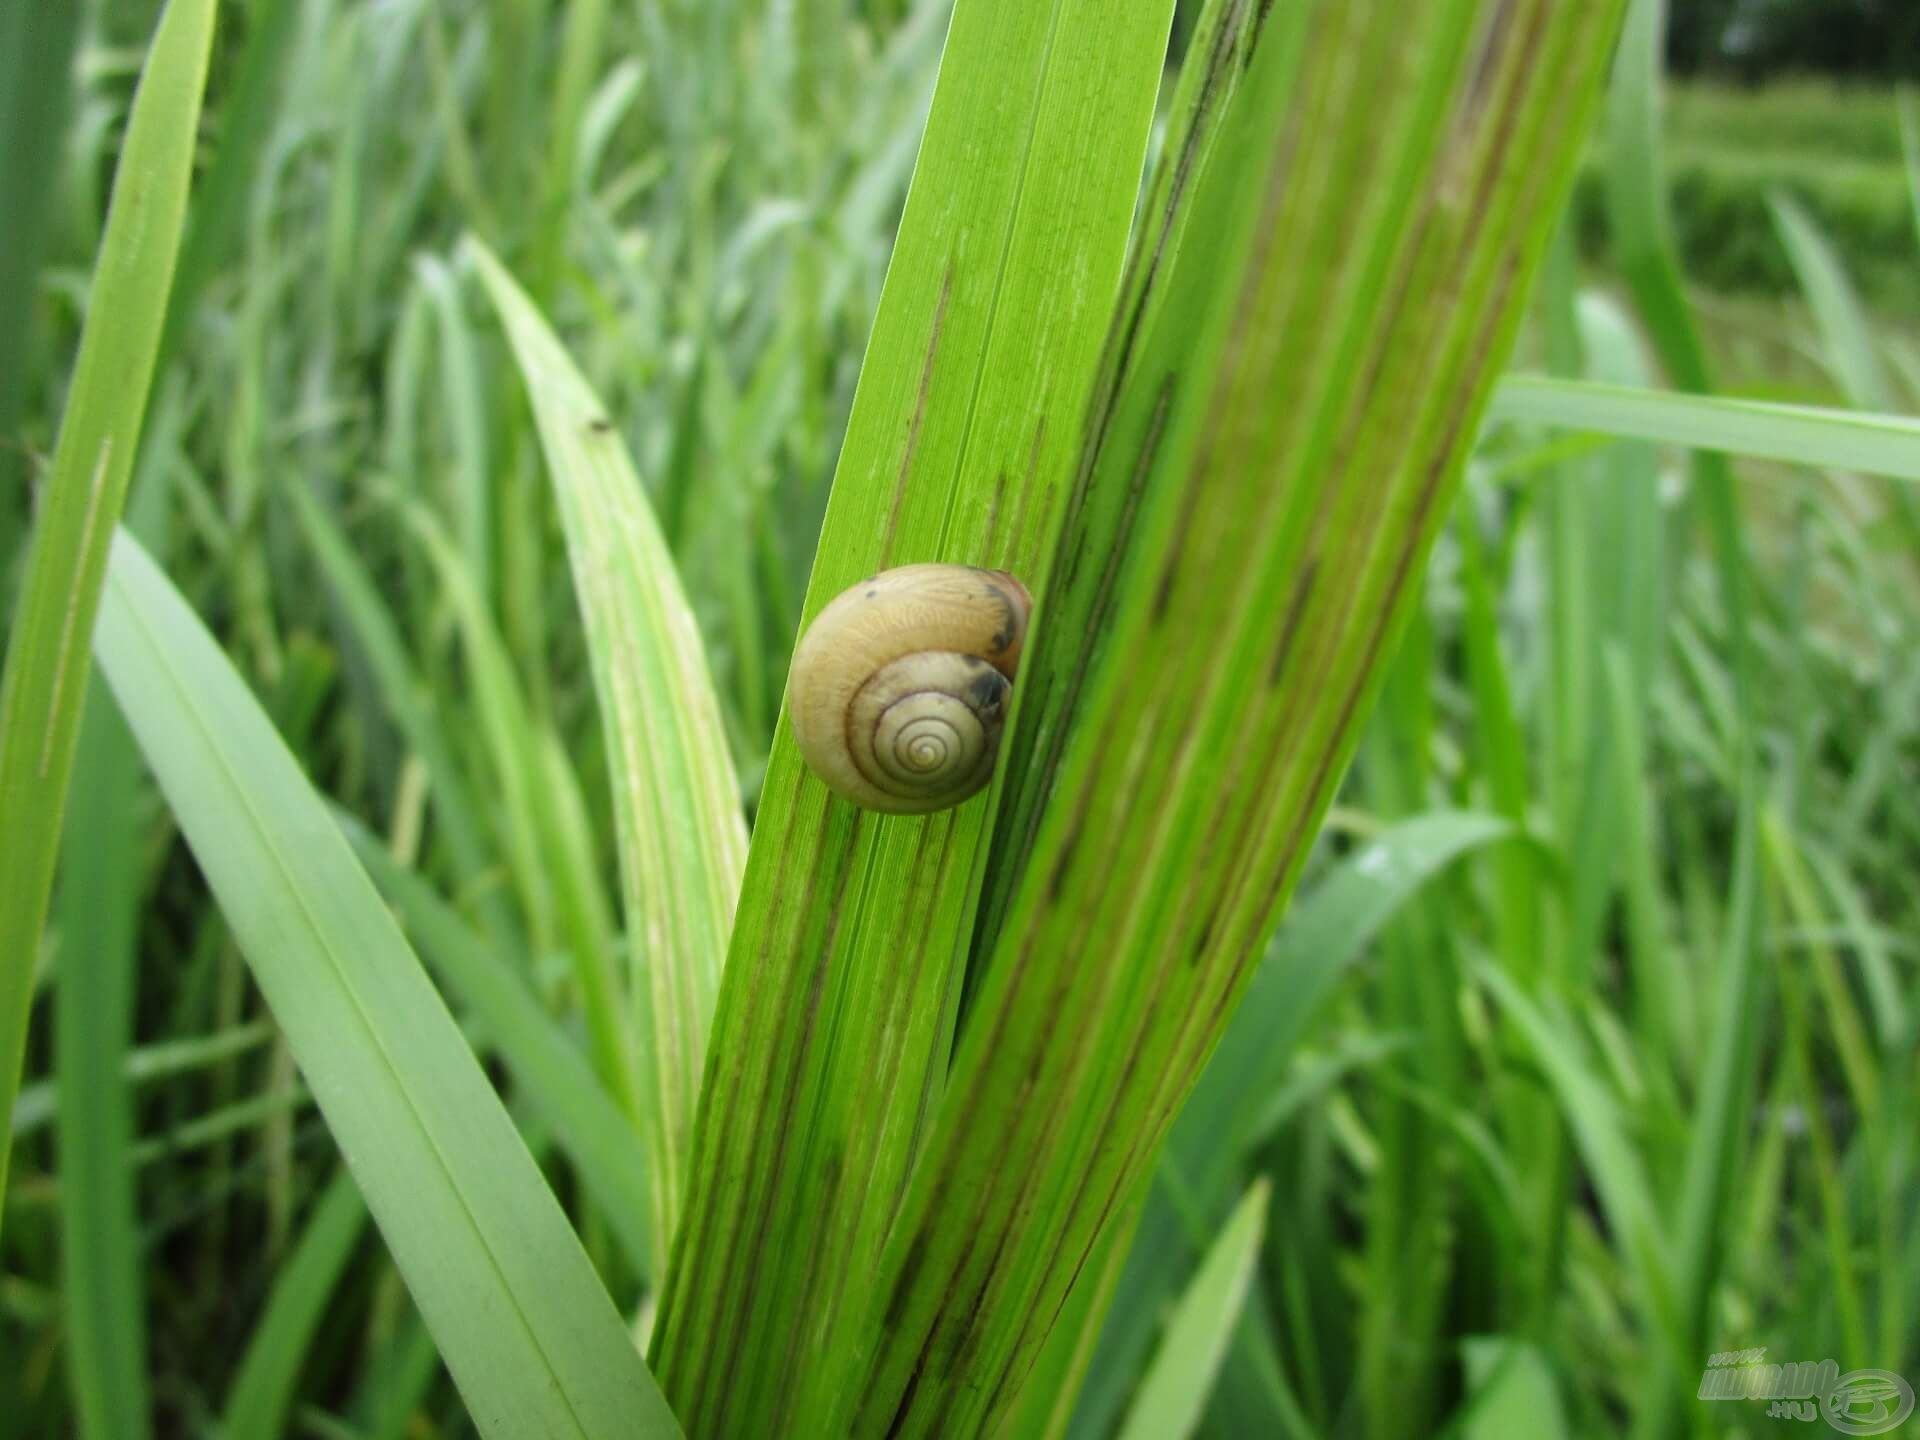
[788, 564, 1032, 814]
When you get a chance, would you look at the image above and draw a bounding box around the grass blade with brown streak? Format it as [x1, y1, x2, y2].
[848, 3, 1630, 1433]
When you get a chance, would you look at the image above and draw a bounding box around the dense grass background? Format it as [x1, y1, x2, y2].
[2, 1, 1916, 1437]
[1569, 82, 1920, 314]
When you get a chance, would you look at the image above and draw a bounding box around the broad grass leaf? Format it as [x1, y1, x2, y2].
[349, 828, 657, 1272]
[92, 532, 680, 1440]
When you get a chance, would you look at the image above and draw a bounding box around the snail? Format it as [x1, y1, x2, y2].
[788, 564, 1032, 814]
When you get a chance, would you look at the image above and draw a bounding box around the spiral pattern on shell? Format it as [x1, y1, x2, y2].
[788, 564, 1032, 814]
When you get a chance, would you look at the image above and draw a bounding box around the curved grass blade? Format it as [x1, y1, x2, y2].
[1767, 189, 1920, 543]
[1602, 25, 1769, 1425]
[0, 0, 217, 1232]
[91, 532, 681, 1440]
[398, 502, 648, 1164]
[1768, 192, 1900, 414]
[1559, 34, 1789, 1403]
[1190, 812, 1513, 1187]
[220, 1168, 369, 1440]
[398, 504, 559, 961]
[1067, 812, 1511, 1439]
[1459, 1337, 1569, 1440]
[1114, 1179, 1269, 1440]
[1489, 377, 1920, 481]
[1474, 963, 1671, 1335]
[468, 240, 748, 1272]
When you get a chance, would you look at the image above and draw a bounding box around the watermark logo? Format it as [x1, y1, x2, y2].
[1698, 1350, 1915, 1434]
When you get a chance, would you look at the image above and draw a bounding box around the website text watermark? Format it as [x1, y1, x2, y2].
[1699, 1350, 1914, 1434]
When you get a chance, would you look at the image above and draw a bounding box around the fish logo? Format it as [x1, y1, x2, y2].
[1821, 1370, 1914, 1436]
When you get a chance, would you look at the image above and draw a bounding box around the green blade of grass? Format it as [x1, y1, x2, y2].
[1606, 21, 1771, 1427]
[1184, 812, 1513, 1198]
[1066, 811, 1509, 1440]
[529, 0, 611, 296]
[55, 692, 152, 1440]
[1768, 192, 1900, 414]
[0, 0, 217, 1234]
[13, 1024, 276, 1143]
[1760, 807, 1873, 1368]
[1766, 187, 1920, 544]
[128, 1087, 312, 1171]
[1900, 89, 1920, 245]
[969, 0, 1273, 961]
[219, 1167, 370, 1440]
[160, 0, 300, 368]
[91, 531, 680, 1439]
[1604, 0, 1713, 393]
[285, 483, 507, 936]
[1254, 1033, 1416, 1152]
[398, 502, 648, 1161]
[1603, 644, 1687, 1087]
[1351, 622, 1462, 1439]
[413, 255, 494, 608]
[357, 1310, 444, 1440]
[399, 504, 558, 953]
[1802, 838, 1909, 1051]
[1114, 1179, 1269, 1440]
[996, 1185, 1148, 1440]
[0, 0, 83, 569]
[1602, 0, 1760, 732]
[1653, 807, 1769, 1430]
[647, 2, 1178, 1431]
[1475, 962, 1674, 1347]
[853, 3, 1629, 1433]
[1459, 1337, 1569, 1440]
[467, 239, 749, 1272]
[1457, 500, 1542, 981]
[348, 825, 657, 1274]
[1488, 377, 1920, 480]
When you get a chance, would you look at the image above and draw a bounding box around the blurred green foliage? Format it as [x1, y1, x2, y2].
[1668, 0, 1920, 81]
[3, 2, 1917, 1437]
[1574, 82, 1920, 312]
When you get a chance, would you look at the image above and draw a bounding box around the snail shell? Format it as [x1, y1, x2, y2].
[789, 564, 1032, 814]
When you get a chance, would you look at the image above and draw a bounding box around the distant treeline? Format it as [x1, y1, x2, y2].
[1669, 0, 1920, 81]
